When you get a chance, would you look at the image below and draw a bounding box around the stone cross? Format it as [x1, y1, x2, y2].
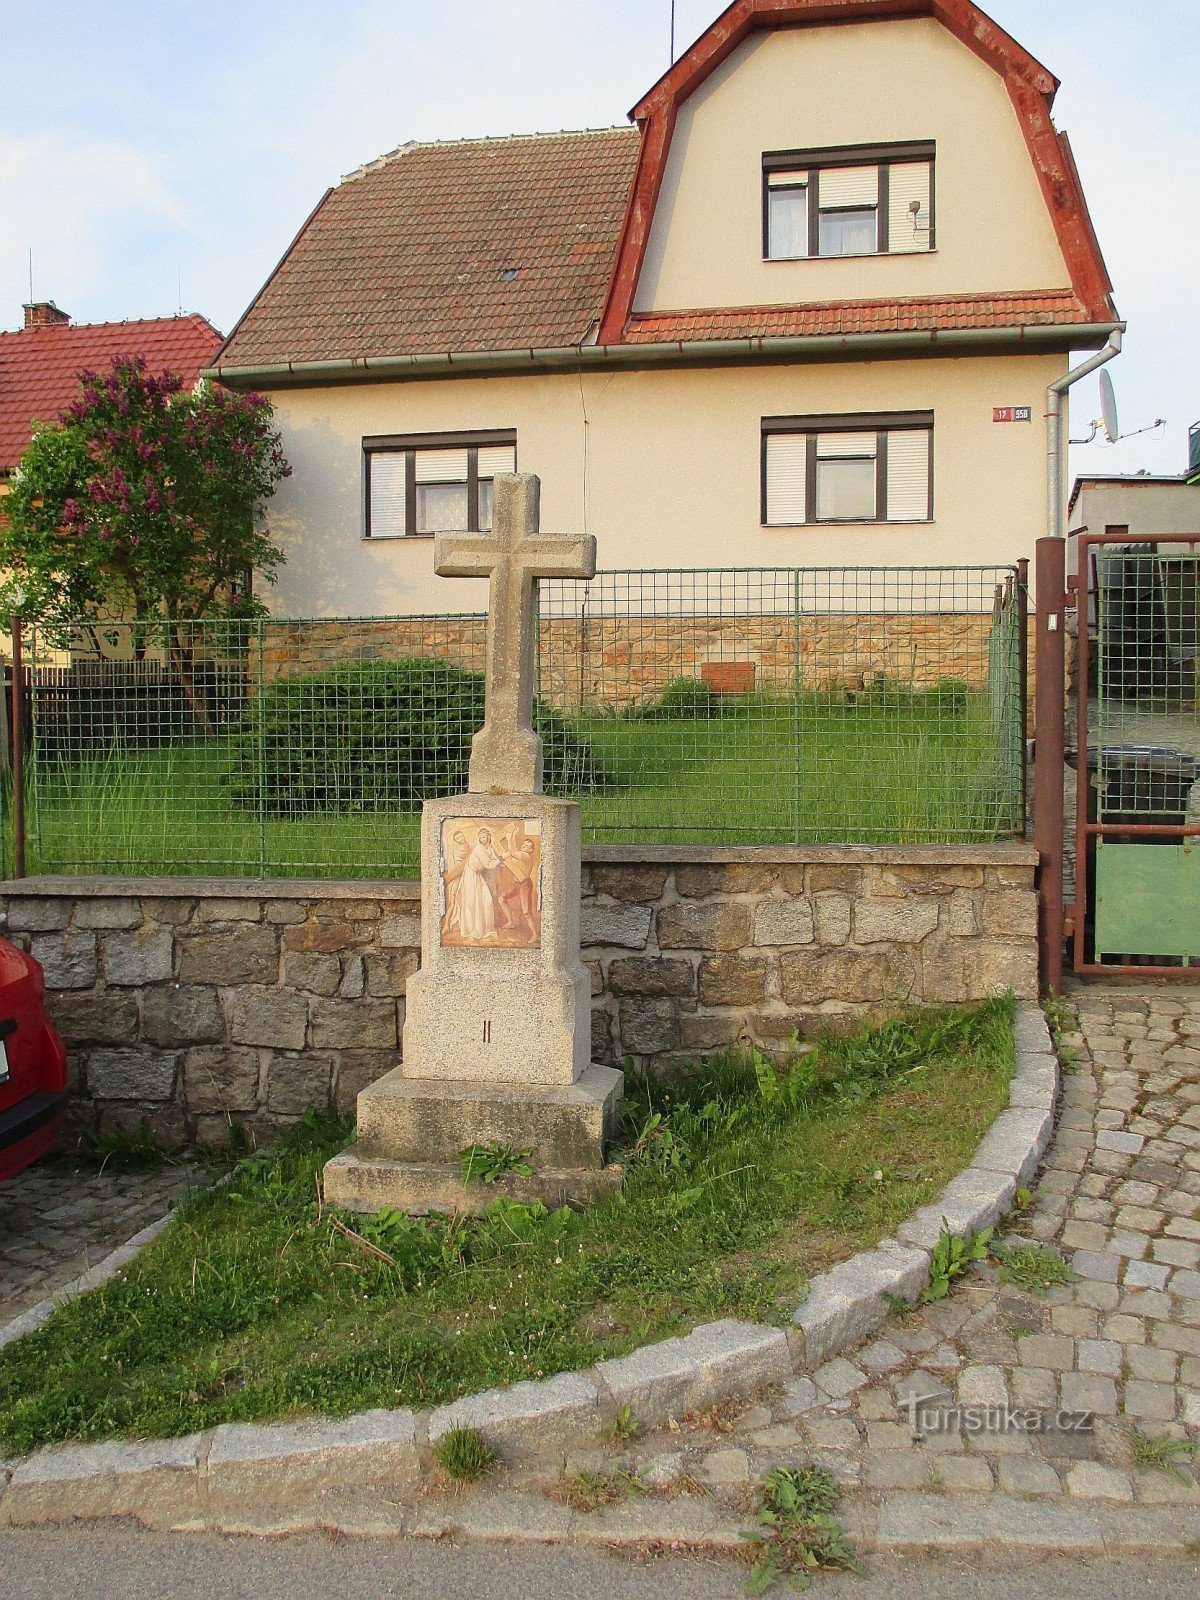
[435, 473, 596, 795]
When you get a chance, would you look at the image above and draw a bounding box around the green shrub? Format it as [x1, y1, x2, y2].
[229, 657, 610, 814]
[638, 676, 724, 720]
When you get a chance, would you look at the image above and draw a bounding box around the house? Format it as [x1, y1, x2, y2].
[0, 300, 224, 502]
[1069, 424, 1200, 554]
[209, 0, 1120, 621]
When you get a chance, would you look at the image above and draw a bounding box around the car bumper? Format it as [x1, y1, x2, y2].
[0, 1089, 69, 1181]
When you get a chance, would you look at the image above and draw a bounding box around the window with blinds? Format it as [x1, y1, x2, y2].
[762, 413, 933, 526]
[364, 433, 517, 538]
[763, 142, 934, 260]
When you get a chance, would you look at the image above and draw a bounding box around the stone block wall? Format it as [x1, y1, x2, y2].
[582, 847, 1038, 1070]
[1, 843, 1037, 1151]
[1, 880, 420, 1152]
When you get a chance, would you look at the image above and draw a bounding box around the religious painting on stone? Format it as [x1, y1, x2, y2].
[439, 818, 543, 949]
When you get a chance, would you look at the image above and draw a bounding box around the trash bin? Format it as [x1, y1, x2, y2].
[1085, 745, 1199, 831]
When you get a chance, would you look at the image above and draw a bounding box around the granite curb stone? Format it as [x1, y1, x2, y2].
[0, 1002, 1056, 1532]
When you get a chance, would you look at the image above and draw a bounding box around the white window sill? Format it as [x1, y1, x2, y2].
[762, 248, 938, 263]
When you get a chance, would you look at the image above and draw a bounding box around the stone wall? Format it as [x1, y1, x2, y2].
[0, 843, 1037, 1151]
[259, 613, 1021, 711]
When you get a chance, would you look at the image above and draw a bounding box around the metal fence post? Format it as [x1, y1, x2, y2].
[1033, 538, 1067, 995]
[10, 615, 26, 879]
[256, 618, 267, 877]
[1017, 558, 1030, 834]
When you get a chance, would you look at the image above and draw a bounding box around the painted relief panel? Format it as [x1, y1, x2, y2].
[439, 818, 543, 949]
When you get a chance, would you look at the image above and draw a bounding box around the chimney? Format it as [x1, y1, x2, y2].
[23, 301, 71, 330]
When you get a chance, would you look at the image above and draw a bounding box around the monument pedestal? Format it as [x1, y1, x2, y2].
[320, 472, 622, 1216]
[323, 794, 624, 1216]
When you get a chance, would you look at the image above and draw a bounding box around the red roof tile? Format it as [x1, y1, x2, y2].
[215, 129, 642, 370]
[0, 314, 224, 473]
[623, 290, 1091, 344]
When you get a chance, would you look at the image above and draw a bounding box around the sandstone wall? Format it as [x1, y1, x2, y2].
[259, 613, 1021, 710]
[1, 844, 1037, 1152]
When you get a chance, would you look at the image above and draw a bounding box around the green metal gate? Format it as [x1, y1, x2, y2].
[1074, 531, 1200, 973]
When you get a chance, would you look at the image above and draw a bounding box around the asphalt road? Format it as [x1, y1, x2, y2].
[1, 1530, 1198, 1600]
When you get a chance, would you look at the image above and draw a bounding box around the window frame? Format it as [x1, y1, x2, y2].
[760, 412, 934, 528]
[762, 141, 936, 262]
[362, 428, 517, 540]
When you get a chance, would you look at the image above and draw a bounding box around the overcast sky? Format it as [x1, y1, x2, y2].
[2, 1, 1195, 482]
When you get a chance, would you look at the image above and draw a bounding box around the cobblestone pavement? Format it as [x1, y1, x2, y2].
[0, 1158, 208, 1330]
[503, 985, 1200, 1523]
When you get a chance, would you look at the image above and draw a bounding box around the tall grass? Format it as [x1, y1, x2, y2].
[23, 689, 1020, 879]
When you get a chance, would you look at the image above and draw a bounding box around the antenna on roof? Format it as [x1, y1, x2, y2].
[27, 248, 33, 304]
[177, 268, 183, 316]
[670, 0, 676, 64]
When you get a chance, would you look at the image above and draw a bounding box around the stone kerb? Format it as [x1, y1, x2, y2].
[0, 1003, 1059, 1530]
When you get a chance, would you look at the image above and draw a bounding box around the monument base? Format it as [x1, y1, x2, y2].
[322, 1151, 625, 1217]
[321, 1062, 625, 1215]
[354, 1063, 623, 1169]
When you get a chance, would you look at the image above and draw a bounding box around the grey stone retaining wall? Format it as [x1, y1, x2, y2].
[0, 843, 1037, 1150]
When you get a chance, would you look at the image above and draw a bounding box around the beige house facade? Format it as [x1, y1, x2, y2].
[210, 0, 1121, 620]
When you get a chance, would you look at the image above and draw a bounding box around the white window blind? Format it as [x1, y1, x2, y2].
[415, 447, 470, 483]
[369, 453, 407, 537]
[816, 432, 877, 459]
[888, 162, 933, 254]
[817, 165, 878, 208]
[476, 444, 517, 478]
[765, 434, 807, 525]
[767, 168, 807, 188]
[886, 430, 931, 521]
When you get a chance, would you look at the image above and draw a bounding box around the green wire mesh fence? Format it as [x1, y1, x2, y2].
[14, 566, 1026, 879]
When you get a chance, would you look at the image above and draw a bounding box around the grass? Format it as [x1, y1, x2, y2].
[744, 1465, 858, 1593]
[993, 1243, 1078, 1295]
[20, 689, 1021, 878]
[1128, 1430, 1198, 1481]
[434, 1426, 497, 1483]
[0, 999, 1015, 1456]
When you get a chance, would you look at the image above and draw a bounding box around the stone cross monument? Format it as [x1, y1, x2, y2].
[324, 475, 624, 1214]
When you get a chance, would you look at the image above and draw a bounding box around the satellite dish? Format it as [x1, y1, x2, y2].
[1099, 370, 1119, 444]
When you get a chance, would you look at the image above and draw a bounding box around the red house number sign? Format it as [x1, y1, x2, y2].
[993, 406, 1033, 423]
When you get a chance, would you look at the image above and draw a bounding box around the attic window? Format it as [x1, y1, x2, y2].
[363, 430, 517, 539]
[500, 266, 520, 283]
[763, 142, 935, 261]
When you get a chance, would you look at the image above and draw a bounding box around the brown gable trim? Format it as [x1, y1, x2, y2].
[597, 0, 1113, 344]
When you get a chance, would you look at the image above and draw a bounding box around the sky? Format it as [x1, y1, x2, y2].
[2, 0, 1196, 484]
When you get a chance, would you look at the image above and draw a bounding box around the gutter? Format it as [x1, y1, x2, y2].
[1046, 326, 1124, 541]
[205, 322, 1124, 390]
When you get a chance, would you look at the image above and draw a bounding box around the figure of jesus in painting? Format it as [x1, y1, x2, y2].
[458, 827, 502, 944]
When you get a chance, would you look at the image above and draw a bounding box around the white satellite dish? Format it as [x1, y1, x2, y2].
[1099, 370, 1119, 444]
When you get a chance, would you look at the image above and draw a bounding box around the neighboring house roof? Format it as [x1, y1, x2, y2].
[216, 129, 641, 370]
[598, 0, 1117, 342]
[211, 0, 1118, 380]
[625, 290, 1092, 344]
[1067, 472, 1197, 517]
[0, 313, 224, 473]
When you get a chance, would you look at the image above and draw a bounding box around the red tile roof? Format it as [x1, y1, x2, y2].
[215, 129, 642, 370]
[623, 290, 1092, 343]
[0, 314, 224, 473]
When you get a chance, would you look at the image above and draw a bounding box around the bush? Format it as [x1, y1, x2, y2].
[229, 657, 610, 814]
[637, 676, 724, 720]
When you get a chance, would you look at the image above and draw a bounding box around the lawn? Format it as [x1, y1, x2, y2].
[0, 999, 1015, 1453]
[21, 689, 1021, 879]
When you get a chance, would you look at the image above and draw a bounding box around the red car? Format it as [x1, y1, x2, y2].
[0, 937, 68, 1181]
